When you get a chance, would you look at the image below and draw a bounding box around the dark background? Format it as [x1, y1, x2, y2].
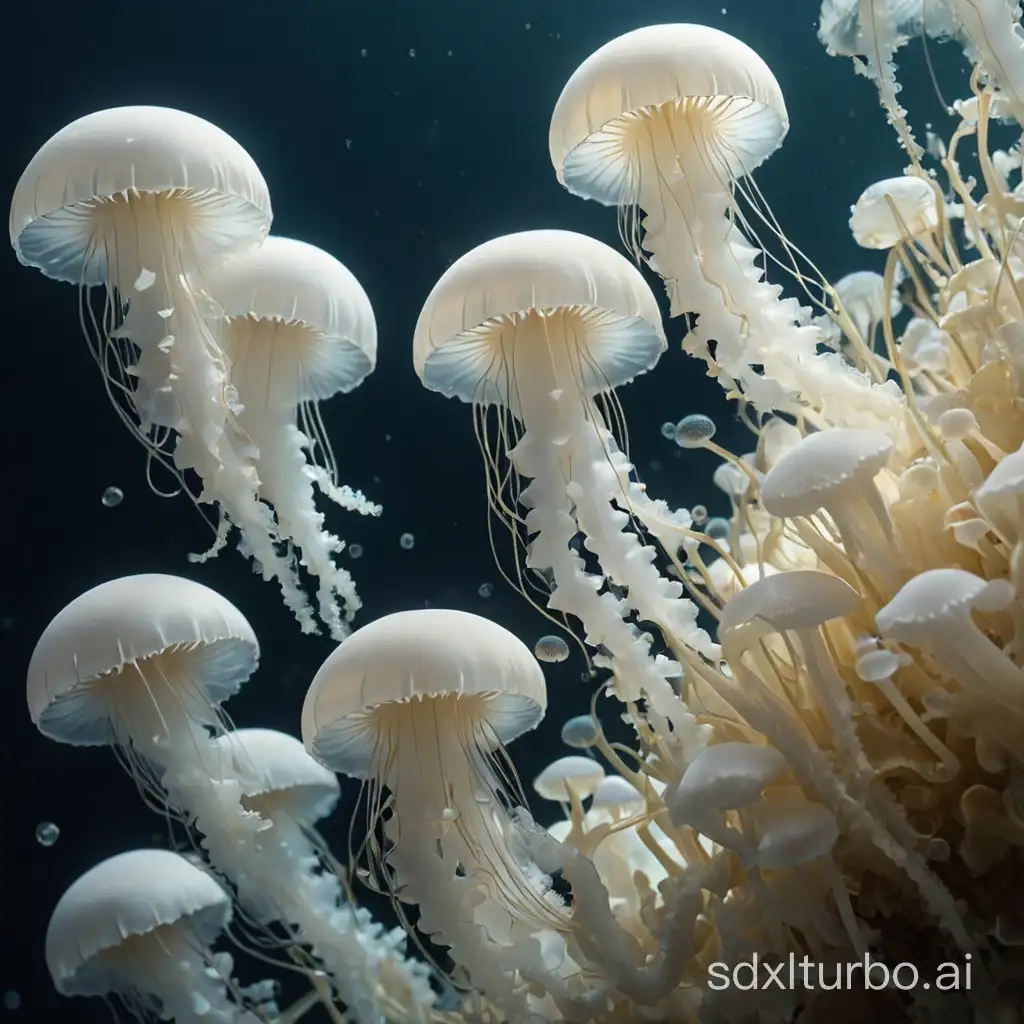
[0, 0, 966, 1019]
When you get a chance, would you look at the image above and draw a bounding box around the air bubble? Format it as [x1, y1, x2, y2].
[660, 421, 676, 440]
[478, 583, 493, 598]
[36, 821, 59, 847]
[674, 414, 716, 448]
[101, 486, 123, 508]
[691, 504, 708, 525]
[348, 543, 364, 559]
[534, 634, 570, 663]
[399, 532, 415, 550]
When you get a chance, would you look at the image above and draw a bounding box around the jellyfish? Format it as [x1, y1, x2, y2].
[302, 608, 566, 1013]
[8, 107, 318, 632]
[211, 728, 435, 1023]
[832, 270, 902, 368]
[548, 24, 903, 429]
[26, 573, 282, 899]
[46, 848, 258, 1022]
[413, 228, 714, 746]
[203, 235, 382, 638]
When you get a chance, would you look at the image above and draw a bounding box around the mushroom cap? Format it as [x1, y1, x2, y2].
[10, 106, 271, 286]
[560, 713, 599, 749]
[876, 568, 1015, 644]
[46, 849, 230, 996]
[413, 229, 665, 405]
[550, 24, 788, 206]
[533, 755, 607, 801]
[834, 270, 901, 322]
[755, 800, 839, 869]
[27, 574, 258, 746]
[207, 236, 377, 400]
[590, 775, 645, 813]
[669, 742, 787, 823]
[211, 728, 340, 825]
[719, 569, 861, 637]
[302, 609, 547, 777]
[975, 442, 1024, 524]
[760, 428, 893, 518]
[850, 176, 938, 250]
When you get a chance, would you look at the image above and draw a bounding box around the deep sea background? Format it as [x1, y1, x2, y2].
[0, 1, 969, 1020]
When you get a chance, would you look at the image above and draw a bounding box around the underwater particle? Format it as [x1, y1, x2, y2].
[478, 582, 493, 597]
[705, 516, 730, 541]
[560, 714, 598, 748]
[0, 616, 13, 630]
[534, 634, 570, 663]
[408, 48, 416, 57]
[674, 413, 716, 447]
[3, 991, 19, 1010]
[660, 421, 676, 440]
[35, 821, 59, 847]
[399, 532, 415, 550]
[649, 459, 662, 472]
[348, 543, 364, 559]
[101, 485, 123, 508]
[692, 504, 708, 525]
[360, 47, 368, 57]
[525, 22, 532, 29]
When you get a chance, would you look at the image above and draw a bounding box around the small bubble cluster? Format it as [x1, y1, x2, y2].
[674, 414, 716, 448]
[534, 634, 570, 663]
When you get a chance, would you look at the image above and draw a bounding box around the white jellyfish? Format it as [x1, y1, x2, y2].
[25, 572, 266, 863]
[548, 25, 903, 430]
[202, 235, 383, 638]
[8, 107, 322, 633]
[46, 849, 257, 1022]
[302, 608, 563, 1015]
[211, 728, 436, 1022]
[413, 228, 714, 746]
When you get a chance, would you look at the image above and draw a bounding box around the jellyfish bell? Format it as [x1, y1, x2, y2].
[212, 727, 340, 827]
[832, 270, 902, 360]
[204, 235, 382, 638]
[850, 176, 940, 250]
[46, 849, 246, 1021]
[549, 24, 903, 429]
[414, 228, 664, 415]
[549, 24, 787, 209]
[26, 573, 257, 789]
